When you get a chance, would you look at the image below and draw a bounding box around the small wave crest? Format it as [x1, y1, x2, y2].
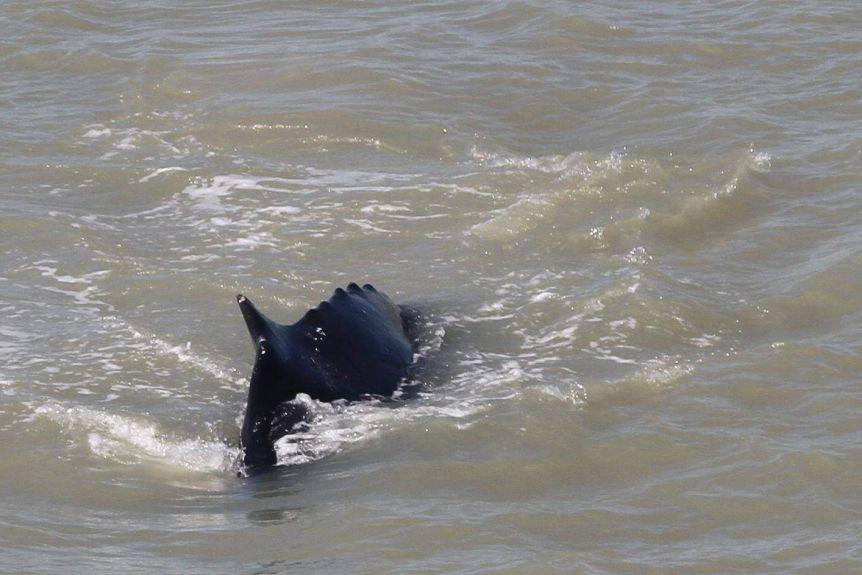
[468, 147, 772, 251]
[81, 124, 204, 161]
[101, 316, 246, 393]
[33, 403, 238, 474]
[581, 357, 695, 406]
[469, 149, 658, 241]
[640, 149, 773, 245]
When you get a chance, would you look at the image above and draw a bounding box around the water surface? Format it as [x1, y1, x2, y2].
[1, 1, 861, 573]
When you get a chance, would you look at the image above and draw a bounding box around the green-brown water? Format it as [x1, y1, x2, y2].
[2, 1, 861, 573]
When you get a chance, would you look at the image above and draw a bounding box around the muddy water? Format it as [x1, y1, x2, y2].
[1, 1, 860, 573]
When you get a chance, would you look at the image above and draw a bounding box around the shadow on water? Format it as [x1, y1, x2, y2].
[237, 462, 308, 526]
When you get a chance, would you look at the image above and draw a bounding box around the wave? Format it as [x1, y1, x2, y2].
[33, 403, 238, 474]
[468, 147, 772, 253]
[103, 316, 246, 393]
[581, 358, 695, 406]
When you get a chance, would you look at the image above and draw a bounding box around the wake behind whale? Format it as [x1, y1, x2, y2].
[236, 283, 419, 469]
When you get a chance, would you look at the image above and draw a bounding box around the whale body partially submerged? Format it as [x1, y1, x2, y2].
[236, 283, 417, 468]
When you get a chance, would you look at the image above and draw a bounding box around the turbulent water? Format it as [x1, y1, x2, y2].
[2, 1, 861, 573]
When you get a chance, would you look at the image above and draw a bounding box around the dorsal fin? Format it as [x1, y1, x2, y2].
[240, 336, 279, 467]
[236, 294, 277, 346]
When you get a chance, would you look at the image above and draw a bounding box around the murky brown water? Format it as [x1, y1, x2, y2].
[2, 1, 861, 573]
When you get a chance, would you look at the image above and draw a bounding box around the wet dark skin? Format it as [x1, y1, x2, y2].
[237, 283, 418, 468]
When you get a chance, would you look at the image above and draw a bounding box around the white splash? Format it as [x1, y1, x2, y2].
[139, 166, 188, 183]
[34, 403, 238, 473]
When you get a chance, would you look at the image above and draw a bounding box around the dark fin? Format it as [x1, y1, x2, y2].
[302, 308, 322, 324]
[363, 283, 377, 293]
[237, 294, 276, 347]
[347, 282, 362, 293]
[269, 400, 311, 441]
[333, 287, 347, 298]
[241, 338, 279, 468]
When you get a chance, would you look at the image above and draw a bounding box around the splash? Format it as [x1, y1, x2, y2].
[34, 403, 238, 473]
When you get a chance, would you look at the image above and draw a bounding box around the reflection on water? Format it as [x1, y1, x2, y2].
[246, 508, 299, 526]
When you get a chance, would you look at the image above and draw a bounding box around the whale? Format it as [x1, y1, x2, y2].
[236, 283, 418, 468]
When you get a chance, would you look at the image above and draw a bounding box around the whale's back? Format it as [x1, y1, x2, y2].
[237, 283, 416, 467]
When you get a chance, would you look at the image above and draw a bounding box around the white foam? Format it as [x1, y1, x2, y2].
[223, 231, 279, 250]
[521, 297, 605, 350]
[83, 127, 111, 138]
[530, 291, 556, 303]
[468, 150, 635, 241]
[139, 166, 188, 183]
[712, 149, 771, 199]
[748, 150, 772, 172]
[86, 127, 186, 160]
[181, 174, 311, 217]
[115, 135, 138, 151]
[33, 265, 110, 285]
[254, 317, 523, 469]
[310, 134, 383, 149]
[183, 176, 248, 213]
[534, 383, 587, 406]
[471, 147, 588, 174]
[343, 219, 398, 234]
[104, 317, 244, 390]
[237, 123, 308, 131]
[301, 166, 418, 187]
[360, 203, 411, 214]
[267, 390, 488, 467]
[634, 359, 694, 388]
[690, 334, 721, 348]
[258, 205, 302, 216]
[41, 285, 105, 309]
[34, 403, 238, 473]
